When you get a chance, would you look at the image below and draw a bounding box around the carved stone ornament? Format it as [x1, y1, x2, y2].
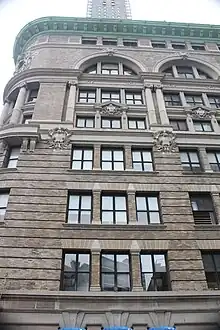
[176, 52, 189, 60]
[14, 51, 33, 74]
[189, 106, 214, 119]
[48, 127, 72, 150]
[21, 138, 37, 153]
[154, 130, 177, 153]
[95, 102, 127, 116]
[102, 48, 116, 56]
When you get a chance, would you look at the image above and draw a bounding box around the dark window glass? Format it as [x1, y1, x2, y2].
[185, 94, 204, 106]
[62, 252, 90, 291]
[27, 88, 39, 102]
[82, 38, 96, 45]
[0, 192, 9, 221]
[163, 67, 174, 77]
[191, 44, 205, 51]
[202, 253, 220, 289]
[208, 95, 220, 108]
[101, 118, 121, 129]
[101, 63, 119, 75]
[177, 66, 194, 79]
[140, 253, 169, 291]
[136, 195, 160, 224]
[76, 117, 95, 128]
[6, 147, 20, 168]
[164, 94, 181, 106]
[207, 150, 220, 172]
[22, 114, 32, 124]
[197, 69, 210, 79]
[172, 43, 186, 49]
[84, 65, 97, 74]
[132, 150, 153, 172]
[128, 118, 146, 129]
[67, 193, 92, 224]
[71, 148, 93, 170]
[123, 66, 136, 75]
[194, 121, 213, 132]
[190, 194, 216, 225]
[101, 149, 124, 170]
[101, 253, 131, 291]
[103, 39, 117, 46]
[180, 150, 201, 172]
[101, 90, 120, 103]
[170, 120, 187, 131]
[101, 195, 127, 224]
[152, 42, 166, 48]
[123, 40, 138, 47]
[125, 91, 143, 105]
[78, 90, 96, 103]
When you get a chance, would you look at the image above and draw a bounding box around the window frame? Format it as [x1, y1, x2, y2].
[101, 148, 125, 170]
[140, 252, 169, 291]
[152, 42, 166, 48]
[76, 117, 95, 128]
[71, 147, 93, 170]
[78, 90, 96, 103]
[132, 149, 154, 172]
[101, 193, 128, 224]
[101, 90, 120, 103]
[190, 193, 217, 225]
[202, 252, 220, 290]
[135, 194, 161, 225]
[191, 44, 205, 51]
[176, 66, 194, 79]
[207, 150, 220, 172]
[101, 63, 119, 75]
[100, 251, 131, 291]
[123, 40, 138, 47]
[164, 93, 181, 107]
[101, 117, 121, 129]
[6, 147, 20, 168]
[170, 119, 188, 131]
[61, 251, 91, 291]
[172, 43, 186, 50]
[208, 95, 220, 109]
[185, 94, 204, 107]
[180, 150, 202, 172]
[193, 121, 213, 132]
[0, 191, 9, 221]
[67, 192, 92, 224]
[128, 118, 146, 130]
[125, 91, 143, 105]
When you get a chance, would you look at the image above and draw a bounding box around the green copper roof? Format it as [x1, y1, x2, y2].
[13, 16, 220, 62]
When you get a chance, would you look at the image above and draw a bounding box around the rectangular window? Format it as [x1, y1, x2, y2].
[101, 117, 121, 129]
[136, 194, 161, 224]
[101, 90, 120, 103]
[123, 40, 138, 47]
[22, 114, 32, 124]
[164, 94, 181, 107]
[208, 95, 220, 108]
[103, 39, 117, 46]
[152, 42, 166, 48]
[61, 252, 90, 291]
[128, 118, 146, 129]
[194, 121, 213, 132]
[172, 43, 186, 49]
[101, 148, 124, 170]
[101, 63, 119, 75]
[190, 193, 216, 225]
[27, 88, 39, 102]
[132, 150, 153, 172]
[170, 119, 187, 131]
[101, 194, 127, 224]
[191, 44, 205, 51]
[180, 150, 201, 172]
[6, 147, 20, 168]
[202, 253, 220, 289]
[101, 252, 131, 291]
[78, 90, 96, 103]
[140, 253, 169, 291]
[125, 91, 143, 105]
[185, 94, 204, 107]
[76, 117, 95, 128]
[177, 66, 194, 79]
[67, 193, 92, 224]
[207, 150, 220, 172]
[71, 147, 93, 170]
[0, 192, 9, 221]
[82, 38, 96, 45]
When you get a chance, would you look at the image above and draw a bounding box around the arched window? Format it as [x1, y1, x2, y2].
[84, 62, 136, 76]
[162, 65, 211, 79]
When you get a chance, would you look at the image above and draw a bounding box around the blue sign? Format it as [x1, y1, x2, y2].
[149, 328, 175, 330]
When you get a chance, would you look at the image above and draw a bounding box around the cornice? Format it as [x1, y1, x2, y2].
[14, 16, 220, 62]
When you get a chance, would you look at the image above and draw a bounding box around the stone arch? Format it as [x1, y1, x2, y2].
[75, 51, 146, 74]
[153, 54, 220, 79]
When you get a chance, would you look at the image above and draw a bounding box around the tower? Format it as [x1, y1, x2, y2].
[87, 0, 132, 19]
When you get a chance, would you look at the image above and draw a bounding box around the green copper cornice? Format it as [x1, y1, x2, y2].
[13, 16, 220, 62]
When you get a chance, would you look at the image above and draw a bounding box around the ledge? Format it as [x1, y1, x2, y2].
[13, 16, 220, 62]
[66, 169, 159, 176]
[62, 223, 166, 230]
[0, 124, 40, 141]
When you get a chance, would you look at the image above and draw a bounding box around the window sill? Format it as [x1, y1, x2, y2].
[62, 223, 166, 230]
[194, 224, 220, 230]
[67, 169, 159, 175]
[0, 168, 18, 172]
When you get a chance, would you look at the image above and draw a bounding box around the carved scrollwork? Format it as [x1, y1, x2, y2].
[154, 130, 177, 153]
[48, 127, 72, 150]
[95, 102, 127, 116]
[14, 51, 35, 74]
[187, 106, 214, 119]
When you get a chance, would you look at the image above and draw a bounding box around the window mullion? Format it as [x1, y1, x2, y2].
[79, 196, 82, 224]
[146, 197, 150, 224]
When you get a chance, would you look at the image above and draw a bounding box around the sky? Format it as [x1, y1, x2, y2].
[0, 0, 220, 103]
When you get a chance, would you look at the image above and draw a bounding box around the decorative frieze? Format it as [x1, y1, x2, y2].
[186, 105, 215, 119]
[95, 102, 128, 116]
[21, 137, 37, 153]
[154, 130, 177, 153]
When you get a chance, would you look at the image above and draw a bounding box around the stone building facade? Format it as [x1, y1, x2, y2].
[1, 16, 220, 329]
